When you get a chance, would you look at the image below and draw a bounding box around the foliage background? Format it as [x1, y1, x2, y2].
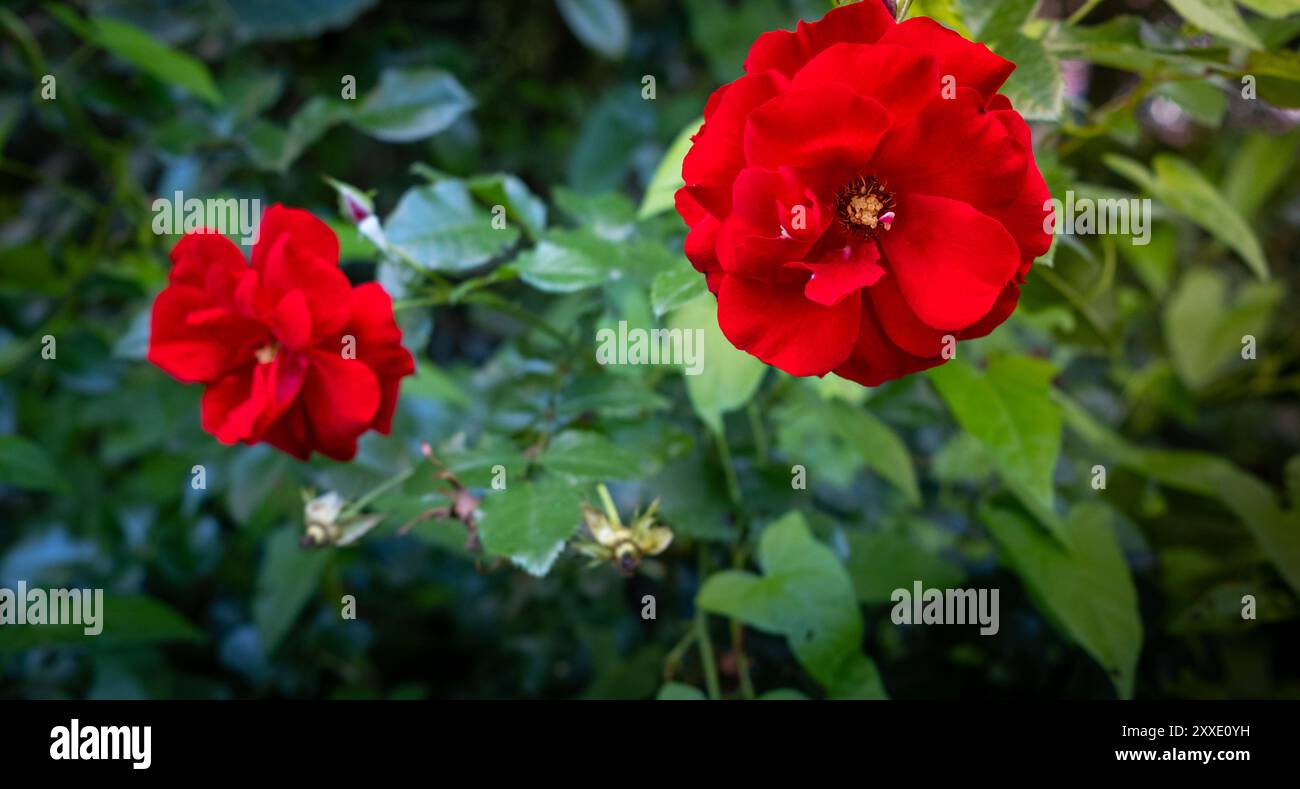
[1, 0, 1298, 700]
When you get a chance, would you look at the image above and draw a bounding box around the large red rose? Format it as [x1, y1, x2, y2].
[148, 204, 415, 461]
[677, 0, 1052, 386]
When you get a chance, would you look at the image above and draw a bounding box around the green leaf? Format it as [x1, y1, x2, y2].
[985, 501, 1142, 699]
[242, 97, 350, 173]
[1105, 153, 1268, 281]
[1165, 0, 1265, 49]
[252, 528, 332, 656]
[666, 295, 765, 434]
[758, 688, 810, 700]
[0, 435, 66, 493]
[1154, 80, 1227, 127]
[995, 34, 1063, 121]
[1057, 393, 1300, 596]
[383, 179, 517, 272]
[90, 16, 221, 104]
[465, 173, 547, 237]
[959, 0, 1039, 43]
[555, 0, 630, 59]
[698, 511, 888, 699]
[656, 682, 707, 700]
[650, 256, 708, 318]
[0, 595, 204, 655]
[1238, 0, 1300, 16]
[515, 229, 622, 292]
[477, 477, 583, 576]
[539, 430, 641, 481]
[845, 530, 966, 605]
[353, 67, 475, 143]
[834, 400, 921, 506]
[228, 0, 376, 40]
[928, 356, 1065, 541]
[638, 118, 701, 220]
[1162, 267, 1281, 390]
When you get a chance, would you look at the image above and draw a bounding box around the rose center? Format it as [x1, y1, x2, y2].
[254, 342, 279, 364]
[836, 176, 896, 238]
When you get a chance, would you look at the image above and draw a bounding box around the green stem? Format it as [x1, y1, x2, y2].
[339, 466, 416, 521]
[730, 618, 755, 700]
[1066, 0, 1104, 26]
[746, 402, 769, 467]
[714, 428, 742, 507]
[695, 609, 721, 700]
[895, 0, 914, 23]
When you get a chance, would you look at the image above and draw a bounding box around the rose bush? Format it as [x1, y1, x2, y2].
[678, 0, 1052, 385]
[147, 205, 414, 461]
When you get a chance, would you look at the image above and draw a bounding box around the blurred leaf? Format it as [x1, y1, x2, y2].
[384, 180, 517, 272]
[1162, 267, 1281, 390]
[656, 682, 707, 700]
[354, 67, 475, 143]
[1166, 0, 1264, 49]
[638, 118, 700, 220]
[516, 229, 621, 292]
[698, 511, 888, 699]
[1154, 80, 1228, 126]
[1105, 154, 1269, 281]
[928, 356, 1065, 541]
[845, 530, 966, 605]
[466, 173, 547, 237]
[834, 400, 921, 506]
[959, 0, 1038, 42]
[1058, 394, 1300, 596]
[667, 295, 765, 434]
[477, 476, 583, 576]
[984, 501, 1142, 699]
[555, 0, 630, 59]
[89, 16, 220, 104]
[0, 595, 203, 656]
[995, 34, 1063, 121]
[540, 430, 640, 481]
[1238, 0, 1300, 15]
[228, 0, 376, 41]
[650, 257, 708, 317]
[253, 528, 331, 656]
[1221, 130, 1300, 219]
[0, 435, 67, 493]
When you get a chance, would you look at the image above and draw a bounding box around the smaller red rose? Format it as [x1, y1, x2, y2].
[148, 204, 415, 461]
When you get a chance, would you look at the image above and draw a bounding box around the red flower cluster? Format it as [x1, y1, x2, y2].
[148, 205, 415, 461]
[676, 0, 1052, 385]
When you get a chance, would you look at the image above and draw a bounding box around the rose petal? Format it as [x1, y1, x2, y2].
[716, 270, 861, 376]
[786, 241, 885, 307]
[301, 350, 382, 461]
[148, 285, 266, 384]
[876, 16, 1015, 102]
[791, 43, 941, 124]
[745, 0, 896, 77]
[832, 299, 944, 387]
[682, 70, 788, 218]
[876, 192, 1020, 330]
[744, 85, 891, 171]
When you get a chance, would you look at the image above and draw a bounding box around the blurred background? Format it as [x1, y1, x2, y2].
[1, 0, 1298, 699]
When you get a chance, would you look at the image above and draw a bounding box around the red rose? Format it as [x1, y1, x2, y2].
[148, 205, 415, 461]
[676, 0, 1052, 386]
